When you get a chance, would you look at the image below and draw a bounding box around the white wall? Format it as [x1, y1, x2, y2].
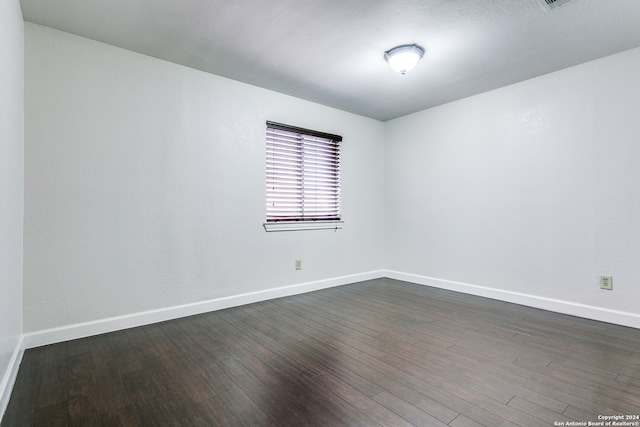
[23, 23, 385, 337]
[385, 46, 640, 325]
[22, 20, 640, 340]
[0, 0, 24, 417]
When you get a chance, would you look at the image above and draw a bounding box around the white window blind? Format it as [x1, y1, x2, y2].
[266, 121, 342, 223]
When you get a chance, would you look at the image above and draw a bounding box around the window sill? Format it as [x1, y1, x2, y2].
[263, 220, 344, 232]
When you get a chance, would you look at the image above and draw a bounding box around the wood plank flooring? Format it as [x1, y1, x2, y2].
[3, 278, 640, 426]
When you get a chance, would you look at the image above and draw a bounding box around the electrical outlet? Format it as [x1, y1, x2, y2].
[599, 275, 613, 291]
[295, 259, 302, 270]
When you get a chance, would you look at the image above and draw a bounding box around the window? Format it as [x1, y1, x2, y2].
[264, 121, 343, 231]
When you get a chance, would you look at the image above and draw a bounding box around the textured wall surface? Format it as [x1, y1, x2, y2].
[22, 21, 640, 336]
[24, 24, 385, 333]
[385, 46, 640, 318]
[0, 0, 24, 415]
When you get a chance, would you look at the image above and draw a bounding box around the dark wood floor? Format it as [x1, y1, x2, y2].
[3, 278, 640, 426]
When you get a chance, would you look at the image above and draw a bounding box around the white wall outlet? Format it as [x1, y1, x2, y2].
[599, 275, 613, 290]
[295, 259, 302, 270]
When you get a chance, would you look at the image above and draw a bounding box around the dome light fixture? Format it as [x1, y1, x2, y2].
[384, 44, 425, 75]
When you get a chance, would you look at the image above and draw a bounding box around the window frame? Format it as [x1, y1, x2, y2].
[264, 121, 343, 232]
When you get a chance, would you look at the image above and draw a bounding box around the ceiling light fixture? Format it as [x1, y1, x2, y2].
[384, 44, 425, 75]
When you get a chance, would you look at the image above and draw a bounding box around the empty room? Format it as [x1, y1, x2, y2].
[2, 0, 640, 425]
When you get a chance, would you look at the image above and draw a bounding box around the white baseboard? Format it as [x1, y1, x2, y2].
[384, 270, 640, 329]
[23, 269, 638, 350]
[23, 270, 385, 349]
[0, 335, 24, 423]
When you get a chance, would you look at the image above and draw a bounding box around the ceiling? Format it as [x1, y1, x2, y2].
[20, 0, 640, 121]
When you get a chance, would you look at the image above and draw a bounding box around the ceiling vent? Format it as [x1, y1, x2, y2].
[537, 0, 578, 11]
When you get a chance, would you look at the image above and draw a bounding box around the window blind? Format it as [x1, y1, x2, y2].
[266, 121, 342, 222]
